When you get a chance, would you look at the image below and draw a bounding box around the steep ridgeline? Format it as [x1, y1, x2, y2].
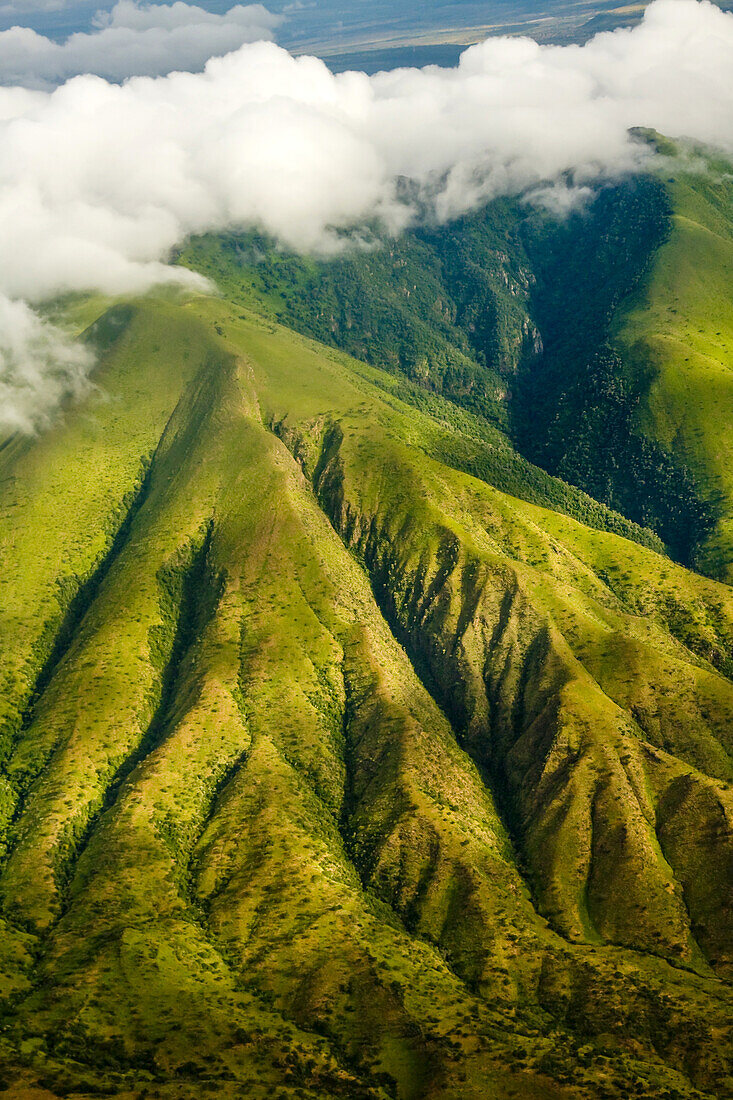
[179, 151, 733, 577]
[0, 295, 731, 1099]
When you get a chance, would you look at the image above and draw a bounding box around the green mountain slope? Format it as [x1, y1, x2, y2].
[1, 293, 732, 1098]
[178, 153, 733, 578]
[614, 163, 733, 578]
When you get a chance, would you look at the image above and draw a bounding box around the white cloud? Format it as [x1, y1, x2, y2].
[0, 1, 281, 86]
[0, 0, 731, 429]
[0, 296, 93, 432]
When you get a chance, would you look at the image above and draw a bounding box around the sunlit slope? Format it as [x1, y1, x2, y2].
[0, 303, 211, 843]
[240, 298, 733, 967]
[0, 296, 731, 1098]
[616, 166, 733, 578]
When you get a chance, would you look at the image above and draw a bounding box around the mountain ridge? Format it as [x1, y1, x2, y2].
[0, 290, 732, 1097]
[178, 154, 733, 577]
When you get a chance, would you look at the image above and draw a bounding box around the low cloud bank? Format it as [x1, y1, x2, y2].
[1, 0, 732, 430]
[0, 1, 282, 87]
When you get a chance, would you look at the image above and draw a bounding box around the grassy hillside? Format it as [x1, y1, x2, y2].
[177, 223, 513, 425]
[0, 292, 731, 1098]
[178, 156, 733, 579]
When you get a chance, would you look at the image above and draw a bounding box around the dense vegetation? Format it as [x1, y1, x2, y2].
[179, 158, 731, 571]
[1, 149, 732, 1098]
[0, 291, 732, 1098]
[615, 162, 733, 578]
[510, 174, 717, 562]
[178, 225, 512, 424]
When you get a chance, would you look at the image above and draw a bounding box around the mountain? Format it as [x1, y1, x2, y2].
[1, 155, 732, 1098]
[179, 144, 733, 574]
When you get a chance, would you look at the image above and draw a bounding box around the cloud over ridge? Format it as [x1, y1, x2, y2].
[0, 0, 732, 430]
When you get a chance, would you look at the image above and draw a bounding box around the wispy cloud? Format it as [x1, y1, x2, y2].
[0, 297, 93, 432]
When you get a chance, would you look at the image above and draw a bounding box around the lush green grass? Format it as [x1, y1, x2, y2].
[214, 297, 733, 961]
[3, 150, 733, 1095]
[0, 298, 208, 838]
[351, 365, 665, 552]
[0, 287, 732, 1098]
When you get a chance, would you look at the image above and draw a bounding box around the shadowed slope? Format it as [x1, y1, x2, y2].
[616, 164, 733, 578]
